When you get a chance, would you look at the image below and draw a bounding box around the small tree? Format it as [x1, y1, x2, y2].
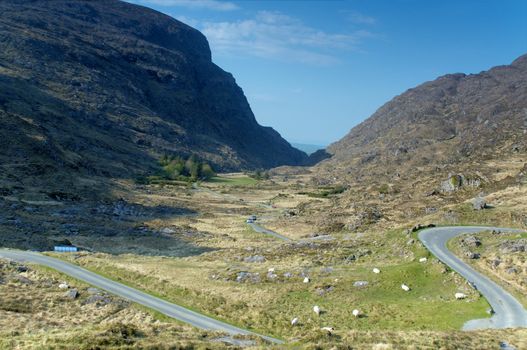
[201, 163, 215, 180]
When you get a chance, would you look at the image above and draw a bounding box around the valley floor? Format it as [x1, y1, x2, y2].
[1, 171, 526, 349]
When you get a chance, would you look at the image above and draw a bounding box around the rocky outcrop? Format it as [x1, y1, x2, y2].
[0, 0, 306, 193]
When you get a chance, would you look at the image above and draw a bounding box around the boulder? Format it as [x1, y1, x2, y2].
[243, 255, 265, 263]
[65, 288, 79, 299]
[16, 265, 28, 273]
[472, 197, 487, 210]
[353, 281, 369, 288]
[440, 174, 464, 192]
[466, 252, 481, 259]
[236, 271, 260, 283]
[463, 236, 482, 247]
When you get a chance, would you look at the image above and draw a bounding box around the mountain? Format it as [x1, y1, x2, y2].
[309, 55, 527, 233]
[323, 54, 527, 177]
[0, 0, 306, 193]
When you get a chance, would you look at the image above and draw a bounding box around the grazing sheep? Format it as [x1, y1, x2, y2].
[372, 268, 381, 274]
[455, 292, 467, 300]
[419, 257, 427, 263]
[268, 267, 275, 273]
[320, 326, 334, 335]
[291, 317, 299, 326]
[401, 284, 410, 292]
[352, 309, 361, 317]
[313, 305, 321, 316]
[303, 277, 310, 283]
[58, 283, 69, 289]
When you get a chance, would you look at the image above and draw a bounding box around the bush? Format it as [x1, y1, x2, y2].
[158, 154, 216, 182]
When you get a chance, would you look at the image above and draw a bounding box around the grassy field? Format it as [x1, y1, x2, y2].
[206, 175, 258, 186]
[50, 224, 492, 342]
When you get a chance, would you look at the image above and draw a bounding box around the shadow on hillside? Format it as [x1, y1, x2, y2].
[0, 198, 214, 257]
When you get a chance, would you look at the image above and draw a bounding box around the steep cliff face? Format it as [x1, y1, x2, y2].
[0, 0, 306, 190]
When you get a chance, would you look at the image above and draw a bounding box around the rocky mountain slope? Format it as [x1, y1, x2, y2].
[309, 55, 527, 233]
[324, 54, 527, 175]
[0, 0, 306, 194]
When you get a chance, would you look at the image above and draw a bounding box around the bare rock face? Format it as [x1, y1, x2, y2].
[0, 0, 307, 193]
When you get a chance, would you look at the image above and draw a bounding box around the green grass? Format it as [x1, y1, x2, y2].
[206, 175, 258, 186]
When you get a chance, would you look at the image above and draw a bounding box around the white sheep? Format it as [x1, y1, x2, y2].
[352, 309, 361, 317]
[320, 326, 334, 335]
[401, 284, 410, 292]
[419, 257, 427, 263]
[455, 292, 467, 300]
[372, 268, 381, 274]
[313, 305, 321, 316]
[291, 317, 299, 326]
[303, 277, 310, 283]
[268, 267, 275, 273]
[58, 283, 69, 289]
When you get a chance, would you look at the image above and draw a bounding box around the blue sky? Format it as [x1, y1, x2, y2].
[125, 0, 527, 146]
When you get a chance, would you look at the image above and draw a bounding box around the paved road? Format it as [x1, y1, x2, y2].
[419, 226, 527, 330]
[248, 222, 291, 241]
[0, 249, 282, 344]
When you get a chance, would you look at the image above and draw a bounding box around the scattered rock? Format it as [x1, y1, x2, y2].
[472, 196, 487, 210]
[58, 283, 69, 289]
[16, 265, 28, 273]
[440, 174, 464, 192]
[466, 252, 481, 259]
[243, 255, 265, 263]
[159, 227, 176, 234]
[315, 285, 334, 296]
[353, 281, 369, 288]
[303, 277, 310, 283]
[506, 267, 518, 274]
[13, 275, 32, 284]
[236, 271, 260, 283]
[462, 235, 482, 247]
[490, 258, 501, 269]
[283, 272, 293, 278]
[65, 288, 79, 299]
[500, 239, 527, 253]
[84, 294, 112, 306]
[406, 239, 415, 245]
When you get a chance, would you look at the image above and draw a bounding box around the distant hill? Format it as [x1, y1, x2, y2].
[291, 143, 326, 155]
[0, 0, 307, 194]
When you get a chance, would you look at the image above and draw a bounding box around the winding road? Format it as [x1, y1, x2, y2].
[248, 222, 291, 241]
[419, 226, 527, 330]
[0, 249, 283, 344]
[1, 225, 524, 341]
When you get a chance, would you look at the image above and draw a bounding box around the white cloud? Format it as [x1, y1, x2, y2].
[346, 11, 377, 25]
[129, 0, 238, 11]
[199, 11, 373, 65]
